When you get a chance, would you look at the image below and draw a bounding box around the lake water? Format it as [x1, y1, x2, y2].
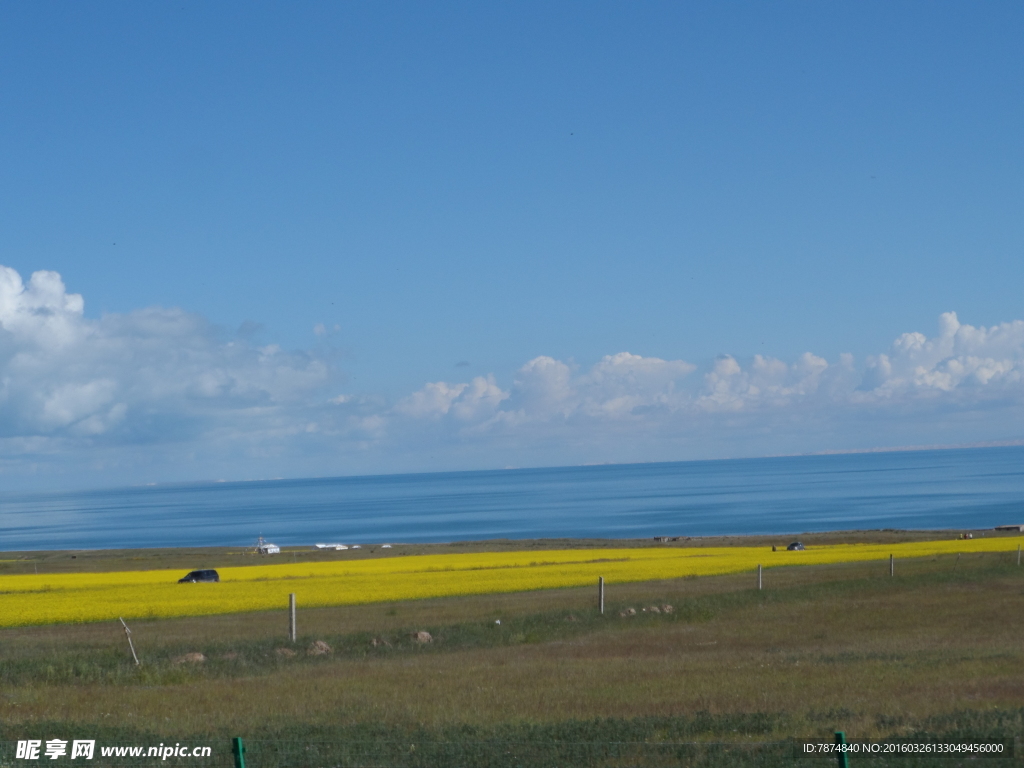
[2, 446, 1023, 551]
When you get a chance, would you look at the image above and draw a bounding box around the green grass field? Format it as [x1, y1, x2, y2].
[2, 533, 1023, 766]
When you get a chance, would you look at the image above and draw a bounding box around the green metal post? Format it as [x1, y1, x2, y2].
[232, 737, 246, 768]
[834, 731, 849, 768]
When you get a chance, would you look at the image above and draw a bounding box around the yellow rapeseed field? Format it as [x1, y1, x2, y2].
[1, 537, 1020, 627]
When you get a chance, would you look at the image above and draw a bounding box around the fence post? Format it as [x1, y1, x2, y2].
[834, 731, 849, 768]
[289, 593, 296, 642]
[757, 564, 762, 590]
[231, 737, 246, 768]
[598, 577, 604, 615]
[118, 617, 140, 666]
[890, 554, 894, 578]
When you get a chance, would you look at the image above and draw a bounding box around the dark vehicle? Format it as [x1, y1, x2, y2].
[786, 542, 805, 551]
[178, 569, 220, 583]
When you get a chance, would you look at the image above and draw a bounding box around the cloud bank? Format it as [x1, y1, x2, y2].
[1, 264, 1022, 487]
[0, 266, 328, 464]
[393, 312, 1024, 437]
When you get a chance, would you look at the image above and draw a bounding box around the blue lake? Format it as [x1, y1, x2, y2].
[2, 446, 1023, 550]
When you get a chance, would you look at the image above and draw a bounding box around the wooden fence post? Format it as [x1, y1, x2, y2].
[119, 617, 140, 666]
[757, 564, 762, 590]
[890, 554, 894, 578]
[598, 577, 604, 615]
[289, 593, 296, 642]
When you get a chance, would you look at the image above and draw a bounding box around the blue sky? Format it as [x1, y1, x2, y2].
[1, 2, 1023, 490]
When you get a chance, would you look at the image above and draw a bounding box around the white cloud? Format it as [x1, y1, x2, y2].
[577, 352, 696, 417]
[2, 262, 1023, 487]
[394, 375, 509, 421]
[400, 351, 698, 427]
[506, 356, 576, 419]
[391, 313, 1024, 445]
[0, 266, 329, 445]
[0, 268, 84, 347]
[857, 312, 1024, 400]
[451, 375, 509, 420]
[395, 381, 471, 418]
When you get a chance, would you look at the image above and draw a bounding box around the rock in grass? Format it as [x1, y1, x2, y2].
[371, 637, 392, 648]
[275, 647, 297, 658]
[412, 631, 432, 643]
[173, 652, 206, 665]
[661, 604, 674, 613]
[619, 607, 637, 617]
[307, 640, 332, 656]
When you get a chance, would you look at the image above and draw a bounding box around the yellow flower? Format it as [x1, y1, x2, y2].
[1, 536, 1018, 627]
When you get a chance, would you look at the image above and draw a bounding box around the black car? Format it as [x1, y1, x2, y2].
[786, 542, 805, 551]
[178, 569, 220, 583]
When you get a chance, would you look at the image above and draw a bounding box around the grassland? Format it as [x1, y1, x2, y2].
[2, 532, 1024, 766]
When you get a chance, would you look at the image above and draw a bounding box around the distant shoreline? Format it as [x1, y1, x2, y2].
[3, 526, 1021, 576]
[801, 438, 1024, 457]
